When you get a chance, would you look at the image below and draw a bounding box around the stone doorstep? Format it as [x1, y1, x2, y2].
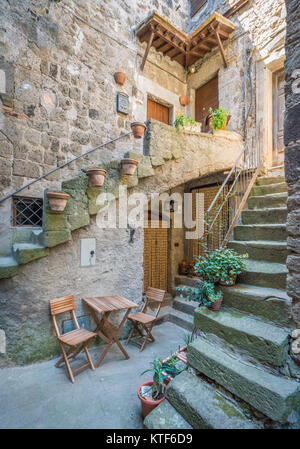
[166, 370, 262, 429]
[193, 307, 289, 367]
[242, 207, 287, 225]
[188, 337, 300, 423]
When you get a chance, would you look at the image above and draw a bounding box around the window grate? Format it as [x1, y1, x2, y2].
[12, 196, 43, 227]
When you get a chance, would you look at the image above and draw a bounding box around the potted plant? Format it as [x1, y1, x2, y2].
[138, 357, 169, 419]
[114, 71, 126, 85]
[211, 247, 248, 286]
[46, 191, 70, 212]
[86, 168, 106, 187]
[179, 95, 189, 106]
[177, 280, 223, 311]
[174, 111, 197, 133]
[131, 122, 146, 138]
[208, 106, 230, 130]
[161, 352, 187, 382]
[121, 158, 138, 175]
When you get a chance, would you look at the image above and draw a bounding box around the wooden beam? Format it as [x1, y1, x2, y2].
[155, 29, 186, 55]
[224, 0, 250, 18]
[140, 30, 155, 71]
[212, 26, 228, 67]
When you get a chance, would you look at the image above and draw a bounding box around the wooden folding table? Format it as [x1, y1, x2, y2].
[82, 295, 138, 368]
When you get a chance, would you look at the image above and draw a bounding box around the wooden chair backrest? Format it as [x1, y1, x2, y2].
[49, 295, 79, 338]
[142, 287, 165, 318]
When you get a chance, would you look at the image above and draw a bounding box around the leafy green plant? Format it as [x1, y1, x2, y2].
[141, 357, 169, 400]
[161, 353, 185, 377]
[176, 280, 222, 307]
[174, 111, 196, 132]
[208, 106, 229, 130]
[184, 333, 194, 345]
[194, 247, 248, 283]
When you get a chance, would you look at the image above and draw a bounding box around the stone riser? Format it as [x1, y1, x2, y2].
[248, 193, 287, 210]
[233, 224, 286, 241]
[238, 269, 286, 290]
[242, 208, 287, 225]
[256, 176, 285, 186]
[250, 182, 287, 197]
[228, 241, 287, 264]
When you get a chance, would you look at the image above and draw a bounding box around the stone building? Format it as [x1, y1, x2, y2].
[0, 0, 299, 429]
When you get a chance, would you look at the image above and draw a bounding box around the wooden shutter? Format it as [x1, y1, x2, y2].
[191, 0, 207, 17]
[147, 98, 169, 125]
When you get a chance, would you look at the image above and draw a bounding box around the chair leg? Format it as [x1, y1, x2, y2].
[126, 326, 135, 346]
[83, 343, 95, 371]
[59, 342, 75, 383]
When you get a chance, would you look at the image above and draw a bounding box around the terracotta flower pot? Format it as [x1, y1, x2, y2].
[121, 158, 138, 176]
[137, 380, 165, 419]
[131, 122, 146, 139]
[179, 95, 189, 106]
[207, 295, 223, 312]
[114, 72, 126, 85]
[47, 191, 70, 212]
[86, 168, 107, 187]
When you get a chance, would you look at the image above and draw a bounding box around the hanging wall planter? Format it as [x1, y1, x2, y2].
[131, 122, 146, 139]
[114, 72, 126, 85]
[47, 191, 70, 212]
[86, 168, 107, 187]
[121, 158, 138, 176]
[179, 95, 189, 106]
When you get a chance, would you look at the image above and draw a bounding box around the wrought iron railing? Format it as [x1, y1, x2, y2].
[0, 131, 133, 205]
[206, 141, 262, 251]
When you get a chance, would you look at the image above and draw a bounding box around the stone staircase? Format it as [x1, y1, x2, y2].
[144, 172, 300, 429]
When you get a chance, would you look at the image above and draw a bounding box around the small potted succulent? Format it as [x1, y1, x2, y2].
[114, 71, 126, 85]
[86, 168, 107, 187]
[46, 191, 70, 212]
[121, 158, 138, 175]
[208, 106, 230, 131]
[138, 357, 169, 419]
[176, 279, 223, 311]
[131, 121, 146, 138]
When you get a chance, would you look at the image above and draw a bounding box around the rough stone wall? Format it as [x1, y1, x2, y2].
[0, 0, 188, 253]
[284, 0, 300, 327]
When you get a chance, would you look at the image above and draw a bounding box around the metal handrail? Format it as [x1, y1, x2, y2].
[0, 131, 133, 205]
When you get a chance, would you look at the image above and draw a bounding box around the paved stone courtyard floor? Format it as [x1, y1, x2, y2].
[0, 322, 186, 429]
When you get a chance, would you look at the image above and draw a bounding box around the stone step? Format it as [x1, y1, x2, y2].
[144, 398, 192, 429]
[194, 307, 289, 366]
[168, 308, 194, 331]
[0, 256, 18, 280]
[242, 207, 287, 225]
[256, 176, 285, 186]
[239, 259, 287, 290]
[221, 283, 292, 327]
[30, 229, 44, 246]
[175, 275, 199, 288]
[228, 240, 287, 264]
[172, 296, 199, 316]
[188, 337, 300, 423]
[12, 243, 48, 265]
[250, 182, 287, 197]
[248, 192, 287, 210]
[166, 371, 262, 429]
[234, 224, 286, 241]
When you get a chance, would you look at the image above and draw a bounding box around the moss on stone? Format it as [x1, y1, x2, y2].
[44, 212, 69, 231]
[44, 230, 71, 248]
[213, 394, 246, 420]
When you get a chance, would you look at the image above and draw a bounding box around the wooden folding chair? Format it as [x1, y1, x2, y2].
[49, 295, 97, 383]
[126, 287, 165, 352]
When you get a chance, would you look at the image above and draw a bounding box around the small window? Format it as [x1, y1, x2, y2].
[191, 0, 207, 17]
[12, 196, 43, 227]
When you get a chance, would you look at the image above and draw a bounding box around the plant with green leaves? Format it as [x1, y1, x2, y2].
[176, 279, 222, 307]
[194, 247, 248, 284]
[141, 357, 169, 400]
[174, 111, 197, 132]
[162, 353, 185, 377]
[208, 106, 229, 130]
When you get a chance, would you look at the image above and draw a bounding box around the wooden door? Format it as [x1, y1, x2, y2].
[147, 98, 169, 125]
[195, 76, 219, 132]
[143, 220, 168, 292]
[273, 70, 285, 166]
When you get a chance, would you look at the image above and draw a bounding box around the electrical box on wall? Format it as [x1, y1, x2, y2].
[80, 238, 96, 267]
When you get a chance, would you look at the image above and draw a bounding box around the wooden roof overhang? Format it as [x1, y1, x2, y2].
[136, 12, 237, 71]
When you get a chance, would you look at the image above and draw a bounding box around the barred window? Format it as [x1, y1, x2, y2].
[12, 196, 43, 227]
[191, 0, 207, 17]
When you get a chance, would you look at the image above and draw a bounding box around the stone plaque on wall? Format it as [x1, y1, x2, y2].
[117, 92, 129, 115]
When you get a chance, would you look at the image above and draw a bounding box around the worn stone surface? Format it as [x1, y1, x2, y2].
[166, 370, 262, 429]
[144, 399, 192, 429]
[188, 337, 300, 423]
